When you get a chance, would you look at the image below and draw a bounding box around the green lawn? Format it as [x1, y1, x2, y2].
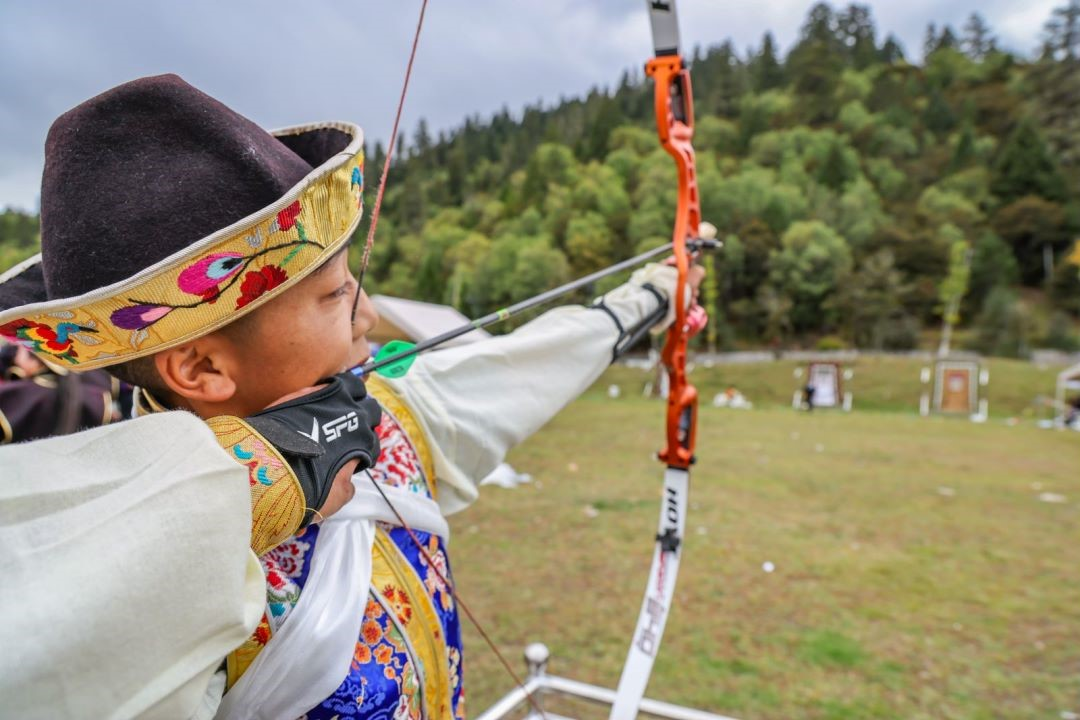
[448, 373, 1080, 719]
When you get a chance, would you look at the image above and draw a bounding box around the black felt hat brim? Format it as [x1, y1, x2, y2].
[0, 74, 355, 313]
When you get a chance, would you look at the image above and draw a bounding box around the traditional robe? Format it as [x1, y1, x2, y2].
[0, 265, 681, 720]
[216, 267, 679, 719]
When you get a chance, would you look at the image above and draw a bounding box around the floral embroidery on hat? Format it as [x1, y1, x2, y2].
[107, 209, 322, 333]
[236, 265, 288, 309]
[0, 130, 364, 372]
[351, 162, 364, 209]
[277, 201, 302, 231]
[110, 304, 175, 331]
[0, 318, 96, 364]
[177, 252, 246, 299]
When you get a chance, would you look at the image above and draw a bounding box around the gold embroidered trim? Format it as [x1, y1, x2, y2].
[0, 408, 12, 444]
[98, 390, 112, 426]
[134, 387, 171, 415]
[205, 415, 306, 556]
[372, 529, 454, 719]
[0, 123, 364, 372]
[226, 613, 272, 690]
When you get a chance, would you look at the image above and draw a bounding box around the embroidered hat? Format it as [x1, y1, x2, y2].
[0, 74, 365, 371]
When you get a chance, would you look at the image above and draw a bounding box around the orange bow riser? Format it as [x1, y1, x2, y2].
[646, 54, 700, 470]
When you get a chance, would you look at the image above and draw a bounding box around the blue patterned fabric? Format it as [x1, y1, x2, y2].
[293, 527, 464, 720]
[288, 404, 465, 719]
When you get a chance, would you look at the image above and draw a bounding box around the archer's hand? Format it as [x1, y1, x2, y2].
[661, 255, 706, 301]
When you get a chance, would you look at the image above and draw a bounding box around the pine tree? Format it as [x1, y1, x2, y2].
[1043, 0, 1080, 60]
[817, 141, 852, 190]
[924, 23, 960, 58]
[879, 33, 906, 64]
[788, 3, 844, 122]
[936, 26, 959, 52]
[371, 142, 387, 182]
[445, 143, 467, 206]
[993, 195, 1070, 285]
[399, 169, 426, 232]
[962, 13, 995, 61]
[965, 232, 1019, 315]
[949, 124, 977, 171]
[923, 23, 938, 59]
[970, 286, 1031, 358]
[752, 32, 785, 91]
[412, 118, 432, 161]
[801, 3, 839, 45]
[836, 3, 878, 69]
[991, 118, 1069, 203]
[923, 90, 957, 135]
[415, 250, 443, 302]
[702, 41, 747, 118]
[584, 94, 620, 161]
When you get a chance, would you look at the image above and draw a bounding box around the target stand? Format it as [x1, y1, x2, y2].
[920, 358, 989, 420]
[792, 361, 854, 411]
[477, 644, 738, 720]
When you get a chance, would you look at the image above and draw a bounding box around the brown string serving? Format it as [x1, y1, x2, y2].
[351, 0, 429, 322]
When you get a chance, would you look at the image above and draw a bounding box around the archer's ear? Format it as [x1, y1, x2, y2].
[154, 336, 238, 405]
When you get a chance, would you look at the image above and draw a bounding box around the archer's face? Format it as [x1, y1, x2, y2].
[227, 250, 377, 413]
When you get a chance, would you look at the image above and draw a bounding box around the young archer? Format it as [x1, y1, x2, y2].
[0, 74, 704, 719]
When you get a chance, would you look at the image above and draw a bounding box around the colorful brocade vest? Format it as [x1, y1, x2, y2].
[225, 377, 465, 720]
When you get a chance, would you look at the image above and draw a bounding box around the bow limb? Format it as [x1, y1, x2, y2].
[609, 4, 700, 718]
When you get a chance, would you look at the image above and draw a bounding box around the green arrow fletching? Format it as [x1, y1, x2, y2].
[374, 339, 418, 378]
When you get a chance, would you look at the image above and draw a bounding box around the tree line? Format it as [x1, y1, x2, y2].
[3, 2, 1080, 356]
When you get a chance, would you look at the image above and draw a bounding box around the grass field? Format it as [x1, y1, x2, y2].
[448, 365, 1080, 720]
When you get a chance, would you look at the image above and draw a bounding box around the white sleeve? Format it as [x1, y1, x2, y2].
[0, 413, 265, 720]
[384, 263, 685, 515]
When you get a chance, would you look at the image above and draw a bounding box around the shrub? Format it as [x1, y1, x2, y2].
[968, 287, 1032, 358]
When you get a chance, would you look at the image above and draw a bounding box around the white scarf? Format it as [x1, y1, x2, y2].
[214, 474, 449, 720]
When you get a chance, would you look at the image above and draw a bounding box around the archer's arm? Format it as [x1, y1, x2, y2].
[381, 263, 688, 515]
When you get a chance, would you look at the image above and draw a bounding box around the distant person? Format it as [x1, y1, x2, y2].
[1066, 396, 1080, 429]
[1, 341, 45, 380]
[803, 381, 816, 412]
[0, 341, 124, 443]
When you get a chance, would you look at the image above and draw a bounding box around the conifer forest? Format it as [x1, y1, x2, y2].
[3, 2, 1079, 355]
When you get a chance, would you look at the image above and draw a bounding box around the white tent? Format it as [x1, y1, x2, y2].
[369, 295, 491, 348]
[1054, 362, 1080, 429]
[368, 295, 532, 486]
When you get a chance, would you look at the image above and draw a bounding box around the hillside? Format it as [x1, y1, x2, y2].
[3, 2, 1080, 355]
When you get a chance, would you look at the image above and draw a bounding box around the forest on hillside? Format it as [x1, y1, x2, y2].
[3, 2, 1080, 355]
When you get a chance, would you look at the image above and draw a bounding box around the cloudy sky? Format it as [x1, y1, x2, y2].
[0, 0, 1059, 212]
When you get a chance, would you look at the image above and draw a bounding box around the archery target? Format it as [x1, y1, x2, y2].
[808, 362, 841, 408]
